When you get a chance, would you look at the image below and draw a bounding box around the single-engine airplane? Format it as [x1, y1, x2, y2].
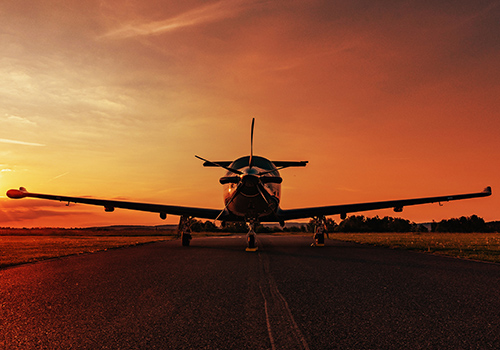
[7, 119, 492, 250]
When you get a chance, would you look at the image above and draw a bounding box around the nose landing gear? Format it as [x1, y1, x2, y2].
[245, 218, 258, 252]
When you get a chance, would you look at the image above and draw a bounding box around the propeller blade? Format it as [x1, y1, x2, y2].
[219, 176, 241, 185]
[195, 155, 243, 175]
[249, 118, 255, 169]
[257, 165, 290, 176]
[256, 183, 270, 206]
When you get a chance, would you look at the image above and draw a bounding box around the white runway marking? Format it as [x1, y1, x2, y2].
[258, 251, 310, 350]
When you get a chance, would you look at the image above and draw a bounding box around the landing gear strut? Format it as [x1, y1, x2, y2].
[178, 216, 192, 247]
[312, 216, 327, 247]
[246, 219, 258, 252]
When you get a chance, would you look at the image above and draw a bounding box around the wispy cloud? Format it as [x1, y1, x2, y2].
[103, 0, 250, 39]
[48, 172, 69, 182]
[5, 114, 37, 127]
[0, 138, 45, 147]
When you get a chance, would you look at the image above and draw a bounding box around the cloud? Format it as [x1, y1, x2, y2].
[48, 172, 69, 182]
[0, 208, 90, 224]
[103, 0, 250, 39]
[5, 115, 37, 127]
[0, 138, 45, 147]
[0, 198, 93, 224]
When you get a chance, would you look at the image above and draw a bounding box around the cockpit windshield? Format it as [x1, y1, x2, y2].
[230, 156, 277, 172]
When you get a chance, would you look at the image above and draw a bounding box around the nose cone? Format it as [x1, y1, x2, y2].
[243, 167, 259, 176]
[240, 173, 260, 196]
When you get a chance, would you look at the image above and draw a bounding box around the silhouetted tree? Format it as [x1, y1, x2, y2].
[333, 215, 416, 233]
[306, 218, 337, 233]
[435, 215, 487, 233]
[431, 220, 438, 232]
[203, 221, 218, 232]
[486, 221, 500, 233]
[336, 215, 370, 232]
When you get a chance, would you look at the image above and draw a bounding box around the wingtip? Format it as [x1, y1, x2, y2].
[6, 187, 28, 199]
[484, 186, 492, 194]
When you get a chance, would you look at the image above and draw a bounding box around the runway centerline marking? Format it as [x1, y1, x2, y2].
[259, 284, 277, 350]
[258, 251, 310, 350]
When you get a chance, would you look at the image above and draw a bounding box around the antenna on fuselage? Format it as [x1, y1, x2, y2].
[249, 117, 255, 169]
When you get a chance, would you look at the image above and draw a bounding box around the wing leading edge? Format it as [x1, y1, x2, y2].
[6, 187, 221, 220]
[202, 161, 308, 168]
[277, 186, 492, 221]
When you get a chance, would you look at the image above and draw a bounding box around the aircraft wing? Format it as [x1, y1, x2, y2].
[277, 187, 492, 221]
[6, 187, 221, 220]
[202, 161, 308, 167]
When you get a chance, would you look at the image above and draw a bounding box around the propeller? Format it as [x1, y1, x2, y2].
[216, 174, 276, 221]
[249, 118, 255, 169]
[256, 165, 291, 176]
[194, 155, 242, 175]
[196, 118, 284, 221]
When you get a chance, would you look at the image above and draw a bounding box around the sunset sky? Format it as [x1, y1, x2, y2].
[1, 0, 498, 228]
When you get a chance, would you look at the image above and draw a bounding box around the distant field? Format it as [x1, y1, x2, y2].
[0, 235, 173, 268]
[0, 227, 177, 268]
[331, 233, 500, 263]
[0, 227, 177, 237]
[2, 229, 499, 268]
[0, 228, 244, 268]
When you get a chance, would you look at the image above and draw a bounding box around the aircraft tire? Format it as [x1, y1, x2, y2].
[182, 233, 191, 247]
[315, 232, 325, 246]
[247, 234, 255, 249]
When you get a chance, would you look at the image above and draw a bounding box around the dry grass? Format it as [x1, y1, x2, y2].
[0, 227, 176, 268]
[0, 235, 173, 268]
[2, 229, 499, 268]
[331, 232, 500, 263]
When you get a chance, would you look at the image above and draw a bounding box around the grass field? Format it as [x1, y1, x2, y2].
[0, 235, 172, 268]
[331, 232, 500, 263]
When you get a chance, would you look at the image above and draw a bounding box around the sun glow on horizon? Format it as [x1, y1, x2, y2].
[0, 0, 498, 228]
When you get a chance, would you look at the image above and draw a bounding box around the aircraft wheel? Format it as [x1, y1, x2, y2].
[247, 234, 256, 249]
[182, 233, 192, 247]
[314, 232, 325, 246]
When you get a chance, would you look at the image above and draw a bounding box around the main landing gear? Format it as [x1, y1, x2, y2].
[312, 216, 327, 247]
[178, 216, 192, 247]
[246, 219, 258, 252]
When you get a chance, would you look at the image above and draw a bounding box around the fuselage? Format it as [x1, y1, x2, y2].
[222, 155, 281, 220]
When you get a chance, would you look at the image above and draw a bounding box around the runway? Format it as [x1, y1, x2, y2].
[1, 235, 499, 349]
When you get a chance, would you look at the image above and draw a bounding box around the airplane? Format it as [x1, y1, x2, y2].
[7, 119, 492, 251]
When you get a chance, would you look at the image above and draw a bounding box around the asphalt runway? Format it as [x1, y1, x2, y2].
[1, 235, 499, 349]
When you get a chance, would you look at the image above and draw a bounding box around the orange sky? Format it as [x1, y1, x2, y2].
[0, 0, 498, 228]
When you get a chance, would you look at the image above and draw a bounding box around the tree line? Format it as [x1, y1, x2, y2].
[186, 215, 500, 233]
